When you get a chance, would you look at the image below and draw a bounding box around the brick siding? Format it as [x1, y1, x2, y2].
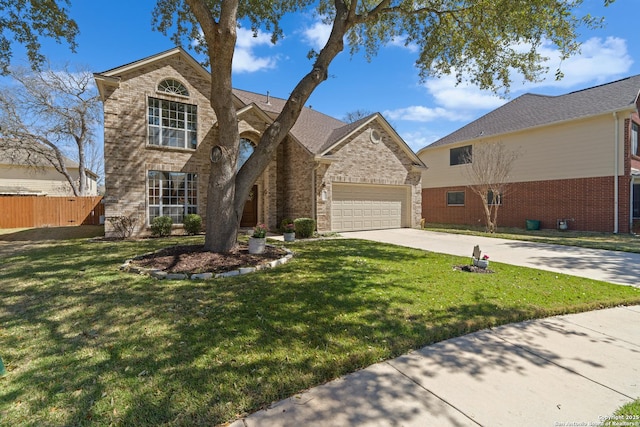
[422, 176, 631, 233]
[101, 53, 423, 237]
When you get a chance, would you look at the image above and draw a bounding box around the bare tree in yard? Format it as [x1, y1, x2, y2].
[0, 65, 102, 196]
[3, 0, 610, 251]
[343, 109, 374, 123]
[462, 141, 520, 233]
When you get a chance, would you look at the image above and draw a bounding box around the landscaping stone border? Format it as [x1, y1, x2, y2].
[120, 245, 294, 280]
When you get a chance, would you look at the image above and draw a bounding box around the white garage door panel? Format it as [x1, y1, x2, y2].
[331, 184, 408, 232]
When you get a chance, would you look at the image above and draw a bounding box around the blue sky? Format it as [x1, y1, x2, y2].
[8, 0, 640, 153]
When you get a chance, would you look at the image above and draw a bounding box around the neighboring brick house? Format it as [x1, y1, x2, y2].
[0, 147, 98, 196]
[418, 75, 640, 233]
[94, 48, 425, 237]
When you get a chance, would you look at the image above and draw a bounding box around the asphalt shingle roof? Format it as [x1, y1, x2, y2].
[426, 74, 640, 149]
[232, 88, 348, 154]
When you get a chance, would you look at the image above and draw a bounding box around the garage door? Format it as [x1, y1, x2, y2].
[331, 183, 409, 232]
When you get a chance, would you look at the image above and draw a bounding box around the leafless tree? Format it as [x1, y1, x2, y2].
[462, 141, 520, 233]
[343, 109, 373, 123]
[0, 64, 102, 196]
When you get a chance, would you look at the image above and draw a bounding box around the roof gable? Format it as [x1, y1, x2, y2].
[318, 113, 425, 166]
[423, 74, 640, 152]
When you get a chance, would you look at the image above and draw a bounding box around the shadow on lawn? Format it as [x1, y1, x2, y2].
[0, 238, 625, 426]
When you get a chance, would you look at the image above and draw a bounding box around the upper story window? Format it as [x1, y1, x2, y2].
[450, 145, 472, 165]
[148, 97, 197, 149]
[632, 122, 639, 157]
[157, 79, 189, 96]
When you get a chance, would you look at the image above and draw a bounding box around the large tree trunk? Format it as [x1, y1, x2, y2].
[187, 0, 239, 252]
[188, 0, 352, 252]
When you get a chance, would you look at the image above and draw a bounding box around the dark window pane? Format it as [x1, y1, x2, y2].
[447, 191, 465, 205]
[450, 145, 472, 166]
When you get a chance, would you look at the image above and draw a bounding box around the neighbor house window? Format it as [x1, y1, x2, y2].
[447, 191, 465, 206]
[450, 145, 472, 165]
[148, 171, 198, 224]
[148, 97, 197, 149]
[632, 122, 639, 157]
[487, 190, 502, 205]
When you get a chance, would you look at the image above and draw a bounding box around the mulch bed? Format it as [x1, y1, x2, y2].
[131, 244, 288, 274]
[454, 264, 494, 273]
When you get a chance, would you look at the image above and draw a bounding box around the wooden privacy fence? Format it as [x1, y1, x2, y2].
[0, 196, 104, 228]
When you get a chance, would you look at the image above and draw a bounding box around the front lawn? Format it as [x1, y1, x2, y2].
[1, 236, 639, 426]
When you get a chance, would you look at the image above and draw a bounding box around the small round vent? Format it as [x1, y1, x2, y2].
[370, 129, 381, 144]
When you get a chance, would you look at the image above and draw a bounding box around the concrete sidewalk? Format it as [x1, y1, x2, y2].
[232, 306, 640, 427]
[342, 228, 640, 287]
[231, 229, 640, 426]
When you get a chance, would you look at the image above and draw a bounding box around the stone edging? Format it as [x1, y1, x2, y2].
[120, 245, 294, 280]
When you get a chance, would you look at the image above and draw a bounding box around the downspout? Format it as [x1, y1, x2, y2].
[631, 176, 636, 233]
[613, 111, 619, 234]
[312, 163, 317, 227]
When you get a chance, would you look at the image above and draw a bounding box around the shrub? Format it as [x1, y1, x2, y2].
[151, 216, 173, 237]
[183, 214, 202, 235]
[107, 214, 138, 239]
[294, 218, 316, 239]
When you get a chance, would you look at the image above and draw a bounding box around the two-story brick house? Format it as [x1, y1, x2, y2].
[418, 75, 640, 233]
[94, 48, 425, 237]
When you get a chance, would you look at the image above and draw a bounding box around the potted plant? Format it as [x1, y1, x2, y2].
[249, 223, 267, 254]
[282, 219, 295, 242]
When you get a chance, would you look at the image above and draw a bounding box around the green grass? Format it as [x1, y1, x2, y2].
[603, 400, 640, 426]
[1, 233, 640, 426]
[424, 223, 640, 253]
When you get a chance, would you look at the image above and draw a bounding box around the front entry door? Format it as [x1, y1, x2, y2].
[240, 185, 258, 227]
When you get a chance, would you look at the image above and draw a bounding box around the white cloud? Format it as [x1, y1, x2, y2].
[531, 36, 633, 88]
[303, 21, 332, 51]
[383, 105, 455, 123]
[425, 75, 506, 111]
[389, 35, 418, 53]
[398, 129, 441, 152]
[232, 27, 278, 73]
[387, 36, 633, 126]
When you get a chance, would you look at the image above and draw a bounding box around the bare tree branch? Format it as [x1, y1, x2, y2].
[462, 141, 520, 233]
[0, 64, 102, 196]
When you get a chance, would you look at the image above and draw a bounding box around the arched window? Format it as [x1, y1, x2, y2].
[157, 79, 189, 96]
[238, 138, 255, 170]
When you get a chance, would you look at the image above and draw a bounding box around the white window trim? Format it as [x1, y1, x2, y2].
[147, 96, 198, 150]
[147, 170, 198, 225]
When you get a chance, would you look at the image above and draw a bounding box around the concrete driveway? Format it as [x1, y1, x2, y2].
[342, 228, 640, 287]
